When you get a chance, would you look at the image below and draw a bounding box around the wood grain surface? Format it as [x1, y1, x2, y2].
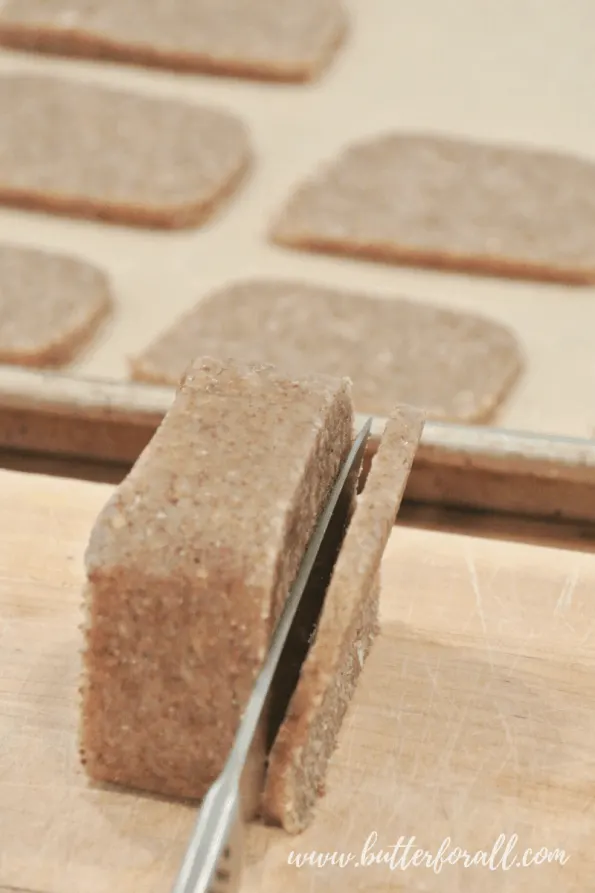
[1, 469, 594, 892]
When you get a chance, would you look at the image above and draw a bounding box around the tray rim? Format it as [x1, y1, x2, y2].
[1, 365, 594, 522]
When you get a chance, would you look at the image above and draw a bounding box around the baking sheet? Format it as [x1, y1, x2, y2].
[0, 0, 594, 507]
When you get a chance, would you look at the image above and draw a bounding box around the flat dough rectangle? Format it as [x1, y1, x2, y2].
[81, 357, 354, 817]
[0, 244, 112, 366]
[0, 75, 251, 229]
[129, 279, 523, 423]
[0, 0, 346, 82]
[272, 133, 595, 284]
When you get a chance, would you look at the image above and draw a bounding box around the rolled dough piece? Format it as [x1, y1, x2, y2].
[271, 133, 595, 284]
[0, 0, 346, 82]
[0, 75, 250, 229]
[0, 244, 112, 367]
[81, 357, 355, 816]
[263, 404, 424, 832]
[129, 279, 523, 423]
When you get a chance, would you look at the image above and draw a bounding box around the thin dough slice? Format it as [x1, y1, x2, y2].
[271, 133, 595, 284]
[0, 244, 112, 367]
[0, 75, 250, 229]
[0, 0, 346, 83]
[263, 404, 424, 832]
[129, 279, 523, 423]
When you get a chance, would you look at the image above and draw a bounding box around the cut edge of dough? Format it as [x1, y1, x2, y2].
[0, 9, 348, 83]
[262, 404, 425, 832]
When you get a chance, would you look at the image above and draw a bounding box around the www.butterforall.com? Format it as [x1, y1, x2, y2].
[288, 832, 570, 873]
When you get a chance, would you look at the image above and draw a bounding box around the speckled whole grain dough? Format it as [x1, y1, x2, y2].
[0, 75, 250, 229]
[81, 357, 354, 811]
[0, 244, 112, 366]
[0, 0, 346, 82]
[129, 279, 523, 423]
[263, 404, 424, 832]
[271, 133, 595, 284]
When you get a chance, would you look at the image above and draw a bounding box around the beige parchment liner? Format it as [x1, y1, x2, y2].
[0, 0, 593, 440]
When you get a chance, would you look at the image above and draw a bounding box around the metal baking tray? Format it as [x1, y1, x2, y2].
[1, 367, 594, 524]
[0, 0, 594, 521]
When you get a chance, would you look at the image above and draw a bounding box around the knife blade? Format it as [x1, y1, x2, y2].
[171, 416, 373, 893]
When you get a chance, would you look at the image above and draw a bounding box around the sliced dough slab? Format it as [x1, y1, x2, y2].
[82, 357, 355, 816]
[0, 0, 346, 82]
[130, 279, 523, 423]
[0, 244, 112, 367]
[0, 75, 250, 229]
[272, 133, 595, 284]
[263, 404, 424, 832]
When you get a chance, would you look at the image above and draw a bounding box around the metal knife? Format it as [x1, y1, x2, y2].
[170, 416, 373, 893]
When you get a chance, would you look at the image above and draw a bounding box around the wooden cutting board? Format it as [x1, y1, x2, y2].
[1, 469, 594, 893]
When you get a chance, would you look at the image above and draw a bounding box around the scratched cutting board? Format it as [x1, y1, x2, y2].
[1, 469, 594, 893]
